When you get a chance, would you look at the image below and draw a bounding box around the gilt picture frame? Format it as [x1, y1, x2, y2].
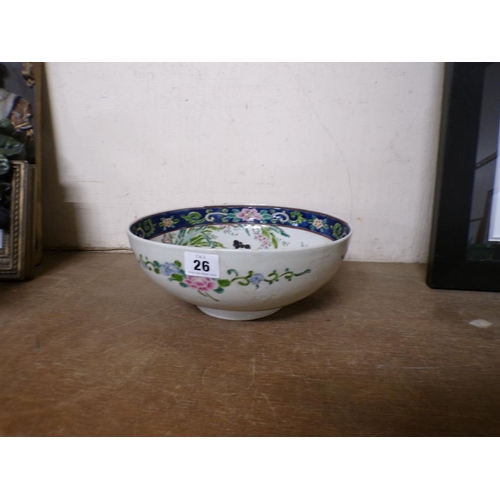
[427, 62, 500, 291]
[0, 62, 42, 280]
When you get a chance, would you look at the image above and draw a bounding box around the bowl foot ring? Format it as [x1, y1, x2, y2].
[197, 306, 281, 321]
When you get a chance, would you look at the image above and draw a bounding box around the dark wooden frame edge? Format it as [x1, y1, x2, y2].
[427, 62, 500, 292]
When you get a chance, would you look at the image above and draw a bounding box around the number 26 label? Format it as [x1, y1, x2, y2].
[184, 251, 220, 278]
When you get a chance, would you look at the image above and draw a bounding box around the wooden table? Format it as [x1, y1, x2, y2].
[1, 252, 499, 436]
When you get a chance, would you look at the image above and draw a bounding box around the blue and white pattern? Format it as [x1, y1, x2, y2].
[130, 205, 350, 243]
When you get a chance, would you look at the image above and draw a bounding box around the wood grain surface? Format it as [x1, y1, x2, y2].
[1, 252, 499, 436]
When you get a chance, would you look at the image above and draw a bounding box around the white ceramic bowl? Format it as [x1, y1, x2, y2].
[127, 205, 352, 320]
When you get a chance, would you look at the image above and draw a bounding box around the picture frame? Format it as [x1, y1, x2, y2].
[427, 62, 500, 291]
[0, 62, 42, 280]
[0, 161, 37, 279]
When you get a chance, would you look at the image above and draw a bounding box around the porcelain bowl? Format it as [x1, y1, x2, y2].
[127, 205, 352, 320]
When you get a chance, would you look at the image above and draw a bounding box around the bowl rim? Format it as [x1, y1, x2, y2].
[127, 204, 353, 253]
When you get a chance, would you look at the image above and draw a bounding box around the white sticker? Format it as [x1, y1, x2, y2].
[184, 251, 220, 278]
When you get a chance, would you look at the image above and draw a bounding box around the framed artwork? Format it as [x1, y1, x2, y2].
[427, 62, 500, 291]
[0, 62, 42, 280]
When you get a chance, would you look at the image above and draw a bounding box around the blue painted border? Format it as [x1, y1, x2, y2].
[130, 206, 351, 242]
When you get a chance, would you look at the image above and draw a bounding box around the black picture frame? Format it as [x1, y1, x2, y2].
[427, 62, 500, 292]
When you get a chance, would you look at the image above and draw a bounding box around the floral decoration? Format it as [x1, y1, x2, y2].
[184, 276, 217, 293]
[138, 255, 311, 302]
[162, 226, 225, 248]
[130, 206, 350, 243]
[161, 224, 290, 250]
[309, 218, 329, 232]
[235, 208, 262, 222]
[159, 216, 179, 229]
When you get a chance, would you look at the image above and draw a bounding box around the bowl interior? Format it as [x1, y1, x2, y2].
[130, 205, 350, 250]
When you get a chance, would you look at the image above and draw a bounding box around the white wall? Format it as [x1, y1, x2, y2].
[42, 62, 444, 262]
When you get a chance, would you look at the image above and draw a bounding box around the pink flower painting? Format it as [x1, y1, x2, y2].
[184, 276, 216, 292]
[235, 208, 262, 222]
